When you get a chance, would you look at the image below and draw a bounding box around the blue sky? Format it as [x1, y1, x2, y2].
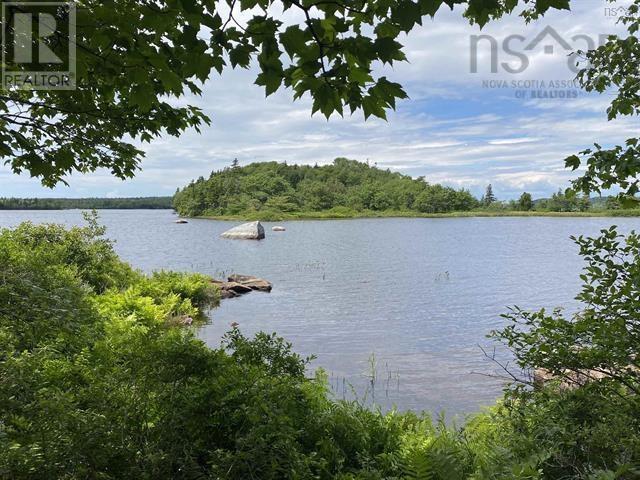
[1, 0, 636, 200]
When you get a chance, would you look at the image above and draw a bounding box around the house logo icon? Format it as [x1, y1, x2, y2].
[525, 26, 573, 55]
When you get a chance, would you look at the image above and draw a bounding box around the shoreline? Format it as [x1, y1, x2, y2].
[192, 209, 640, 221]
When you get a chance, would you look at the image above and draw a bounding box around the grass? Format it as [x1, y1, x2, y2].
[195, 208, 640, 222]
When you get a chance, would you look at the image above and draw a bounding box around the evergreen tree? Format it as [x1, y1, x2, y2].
[483, 184, 496, 206]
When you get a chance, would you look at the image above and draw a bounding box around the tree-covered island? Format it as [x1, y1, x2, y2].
[173, 159, 640, 219]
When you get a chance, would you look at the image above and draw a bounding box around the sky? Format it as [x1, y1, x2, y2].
[1, 0, 637, 200]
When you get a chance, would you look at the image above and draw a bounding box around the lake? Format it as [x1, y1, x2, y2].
[2, 209, 639, 416]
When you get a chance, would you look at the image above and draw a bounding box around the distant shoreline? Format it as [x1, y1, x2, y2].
[195, 209, 640, 221]
[0, 197, 173, 210]
[3, 202, 640, 219]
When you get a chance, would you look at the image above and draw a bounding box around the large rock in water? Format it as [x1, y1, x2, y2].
[220, 221, 265, 240]
[227, 274, 272, 292]
[211, 275, 272, 298]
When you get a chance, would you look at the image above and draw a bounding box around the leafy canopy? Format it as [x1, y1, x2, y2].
[0, 0, 570, 186]
[565, 1, 640, 203]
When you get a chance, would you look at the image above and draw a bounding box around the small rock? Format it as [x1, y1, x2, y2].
[175, 315, 193, 326]
[219, 289, 237, 299]
[175, 219, 188, 224]
[220, 221, 265, 240]
[272, 226, 286, 231]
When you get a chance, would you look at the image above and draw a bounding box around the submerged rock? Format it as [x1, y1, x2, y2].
[272, 226, 286, 231]
[220, 221, 265, 240]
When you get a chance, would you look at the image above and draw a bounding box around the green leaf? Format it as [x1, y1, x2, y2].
[565, 155, 581, 170]
[392, 0, 422, 32]
[157, 69, 184, 93]
[419, 0, 444, 16]
[535, 0, 571, 13]
[375, 37, 406, 64]
[362, 94, 387, 120]
[229, 44, 255, 68]
[280, 26, 307, 58]
[255, 70, 283, 96]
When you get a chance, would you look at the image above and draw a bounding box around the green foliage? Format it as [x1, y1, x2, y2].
[174, 160, 637, 218]
[495, 227, 640, 393]
[0, 196, 173, 210]
[413, 184, 478, 213]
[604, 196, 622, 211]
[535, 189, 591, 212]
[173, 158, 479, 217]
[501, 386, 640, 479]
[491, 226, 640, 478]
[0, 0, 573, 186]
[0, 211, 137, 293]
[0, 219, 424, 479]
[136, 270, 219, 310]
[567, 1, 640, 204]
[2, 220, 640, 479]
[518, 192, 533, 211]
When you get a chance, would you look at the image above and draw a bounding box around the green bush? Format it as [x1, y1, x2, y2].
[2, 219, 639, 479]
[0, 211, 138, 292]
[492, 226, 640, 478]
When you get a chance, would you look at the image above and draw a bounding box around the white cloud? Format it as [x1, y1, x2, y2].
[488, 138, 541, 145]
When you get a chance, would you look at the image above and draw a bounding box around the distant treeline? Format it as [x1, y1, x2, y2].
[173, 158, 633, 219]
[0, 197, 173, 210]
[173, 158, 479, 217]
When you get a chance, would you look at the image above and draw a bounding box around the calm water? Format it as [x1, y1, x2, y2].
[2, 209, 639, 416]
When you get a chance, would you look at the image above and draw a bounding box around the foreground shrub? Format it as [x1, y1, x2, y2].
[1, 218, 639, 479]
[493, 226, 640, 478]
